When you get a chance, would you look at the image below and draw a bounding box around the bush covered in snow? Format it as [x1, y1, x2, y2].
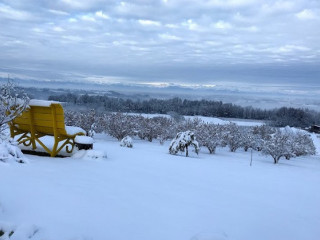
[120, 136, 133, 148]
[169, 131, 200, 157]
[0, 140, 27, 164]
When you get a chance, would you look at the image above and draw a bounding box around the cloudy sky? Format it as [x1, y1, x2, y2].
[0, 0, 319, 91]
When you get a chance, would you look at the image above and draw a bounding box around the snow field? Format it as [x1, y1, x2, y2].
[1, 134, 320, 240]
[310, 133, 320, 155]
[129, 113, 264, 127]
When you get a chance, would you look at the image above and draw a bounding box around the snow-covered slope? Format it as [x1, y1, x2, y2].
[310, 133, 320, 155]
[1, 135, 320, 240]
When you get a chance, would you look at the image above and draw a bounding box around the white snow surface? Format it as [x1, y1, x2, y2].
[128, 113, 264, 126]
[65, 126, 86, 136]
[74, 135, 94, 144]
[1, 134, 320, 240]
[310, 133, 320, 155]
[28, 99, 60, 107]
[185, 116, 264, 126]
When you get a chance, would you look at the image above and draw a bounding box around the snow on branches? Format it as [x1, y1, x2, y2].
[261, 127, 316, 164]
[169, 131, 199, 157]
[196, 123, 225, 154]
[0, 79, 29, 164]
[0, 80, 29, 134]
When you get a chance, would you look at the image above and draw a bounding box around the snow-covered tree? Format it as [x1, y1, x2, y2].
[136, 117, 160, 142]
[281, 127, 316, 160]
[223, 123, 243, 152]
[260, 126, 315, 164]
[178, 118, 203, 133]
[0, 80, 29, 135]
[0, 80, 29, 164]
[252, 125, 275, 151]
[169, 131, 200, 157]
[103, 113, 137, 141]
[154, 117, 176, 144]
[196, 123, 225, 154]
[120, 136, 133, 148]
[261, 129, 292, 164]
[64, 109, 96, 136]
[240, 127, 256, 151]
[293, 132, 316, 157]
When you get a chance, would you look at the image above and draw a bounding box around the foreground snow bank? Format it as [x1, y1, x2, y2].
[1, 135, 320, 240]
[0, 223, 39, 240]
[72, 149, 107, 160]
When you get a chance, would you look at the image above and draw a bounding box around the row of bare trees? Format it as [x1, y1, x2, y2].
[64, 110, 316, 164]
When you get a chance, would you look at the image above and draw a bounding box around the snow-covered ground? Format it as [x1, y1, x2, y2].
[310, 133, 320, 155]
[1, 133, 320, 240]
[129, 113, 264, 127]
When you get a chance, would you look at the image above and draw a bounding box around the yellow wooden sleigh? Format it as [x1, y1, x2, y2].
[9, 100, 85, 157]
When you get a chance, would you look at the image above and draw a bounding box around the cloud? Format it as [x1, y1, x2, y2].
[296, 9, 318, 20]
[48, 9, 69, 16]
[95, 11, 110, 19]
[261, 1, 295, 14]
[68, 18, 78, 23]
[138, 19, 161, 26]
[277, 45, 310, 53]
[159, 33, 181, 41]
[0, 0, 319, 88]
[59, 0, 105, 10]
[53, 26, 65, 32]
[182, 19, 201, 31]
[0, 3, 32, 20]
[214, 20, 232, 29]
[80, 14, 96, 22]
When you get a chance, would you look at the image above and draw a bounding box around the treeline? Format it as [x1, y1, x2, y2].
[49, 93, 320, 128]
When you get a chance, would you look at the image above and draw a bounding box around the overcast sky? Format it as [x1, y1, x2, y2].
[0, 0, 319, 90]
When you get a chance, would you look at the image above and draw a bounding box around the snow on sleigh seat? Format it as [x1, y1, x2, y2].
[9, 100, 86, 157]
